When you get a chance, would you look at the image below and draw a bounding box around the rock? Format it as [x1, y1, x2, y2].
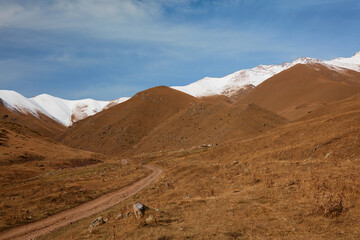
[88, 216, 105, 233]
[145, 215, 156, 225]
[90, 216, 105, 228]
[133, 203, 149, 219]
[115, 213, 123, 220]
[325, 152, 332, 159]
[313, 145, 319, 152]
[231, 161, 239, 165]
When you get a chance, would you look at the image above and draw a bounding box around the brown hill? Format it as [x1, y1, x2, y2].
[128, 102, 288, 154]
[46, 93, 360, 240]
[302, 93, 360, 121]
[238, 64, 360, 120]
[59, 86, 198, 155]
[0, 105, 65, 138]
[0, 118, 150, 232]
[0, 120, 97, 183]
[199, 95, 234, 105]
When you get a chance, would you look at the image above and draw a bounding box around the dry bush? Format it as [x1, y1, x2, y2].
[315, 192, 344, 217]
[157, 236, 172, 240]
[225, 230, 243, 239]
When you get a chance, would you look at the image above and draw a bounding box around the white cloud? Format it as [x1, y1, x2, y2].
[0, 0, 282, 57]
[0, 0, 160, 28]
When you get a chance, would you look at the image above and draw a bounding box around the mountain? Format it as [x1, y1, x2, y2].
[59, 86, 198, 155]
[172, 51, 360, 98]
[127, 102, 288, 155]
[0, 100, 66, 138]
[0, 118, 100, 183]
[59, 85, 288, 156]
[0, 90, 129, 126]
[237, 63, 360, 120]
[1, 51, 359, 128]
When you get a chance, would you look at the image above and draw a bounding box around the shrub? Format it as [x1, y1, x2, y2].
[315, 193, 343, 217]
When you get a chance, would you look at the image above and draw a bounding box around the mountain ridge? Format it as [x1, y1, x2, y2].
[171, 51, 360, 98]
[1, 51, 359, 126]
[0, 90, 129, 126]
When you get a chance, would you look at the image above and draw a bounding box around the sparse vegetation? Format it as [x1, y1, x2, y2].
[3, 74, 360, 239]
[39, 94, 360, 239]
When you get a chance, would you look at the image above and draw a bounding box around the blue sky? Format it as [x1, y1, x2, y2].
[0, 0, 359, 100]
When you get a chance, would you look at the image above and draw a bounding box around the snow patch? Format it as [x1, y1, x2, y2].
[172, 51, 360, 98]
[0, 91, 129, 126]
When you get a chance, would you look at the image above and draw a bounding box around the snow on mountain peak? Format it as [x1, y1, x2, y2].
[325, 51, 360, 72]
[172, 51, 360, 98]
[172, 57, 320, 98]
[2, 51, 359, 125]
[0, 90, 129, 126]
[353, 50, 360, 57]
[0, 90, 47, 117]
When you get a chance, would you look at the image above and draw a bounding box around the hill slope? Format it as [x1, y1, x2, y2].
[128, 102, 288, 154]
[59, 86, 198, 155]
[0, 103, 65, 138]
[0, 118, 150, 232]
[237, 63, 360, 120]
[0, 90, 129, 126]
[172, 51, 360, 99]
[43, 92, 360, 240]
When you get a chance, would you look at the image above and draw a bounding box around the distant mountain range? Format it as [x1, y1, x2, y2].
[172, 51, 360, 97]
[1, 51, 359, 126]
[0, 90, 129, 126]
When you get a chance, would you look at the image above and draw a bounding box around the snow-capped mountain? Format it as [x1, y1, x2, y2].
[325, 51, 360, 72]
[1, 51, 359, 126]
[172, 51, 360, 98]
[0, 90, 129, 126]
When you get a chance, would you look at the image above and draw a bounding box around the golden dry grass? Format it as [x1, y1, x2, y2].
[0, 120, 150, 232]
[39, 94, 360, 239]
[3, 68, 360, 239]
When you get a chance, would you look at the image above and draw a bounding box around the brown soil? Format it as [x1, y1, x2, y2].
[199, 95, 234, 105]
[60, 86, 288, 156]
[0, 105, 65, 138]
[0, 165, 161, 240]
[59, 86, 199, 155]
[41, 91, 360, 239]
[2, 63, 360, 239]
[0, 120, 150, 232]
[238, 64, 360, 120]
[127, 102, 287, 155]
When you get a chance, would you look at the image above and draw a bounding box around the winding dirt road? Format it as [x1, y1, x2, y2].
[0, 165, 162, 240]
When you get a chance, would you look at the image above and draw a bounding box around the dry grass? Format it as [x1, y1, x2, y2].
[40, 100, 360, 239]
[0, 160, 150, 231]
[0, 121, 151, 231]
[4, 86, 360, 239]
[40, 151, 360, 239]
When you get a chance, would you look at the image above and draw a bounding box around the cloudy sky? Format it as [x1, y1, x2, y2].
[1, 0, 360, 100]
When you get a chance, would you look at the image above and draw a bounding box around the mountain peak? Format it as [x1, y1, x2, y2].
[171, 52, 360, 99]
[353, 50, 360, 57]
[0, 90, 129, 126]
[291, 57, 320, 65]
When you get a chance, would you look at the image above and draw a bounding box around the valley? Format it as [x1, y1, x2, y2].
[1, 52, 360, 239]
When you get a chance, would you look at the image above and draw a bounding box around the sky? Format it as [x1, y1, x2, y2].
[0, 0, 360, 100]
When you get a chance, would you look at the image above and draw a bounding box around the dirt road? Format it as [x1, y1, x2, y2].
[0, 165, 162, 240]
